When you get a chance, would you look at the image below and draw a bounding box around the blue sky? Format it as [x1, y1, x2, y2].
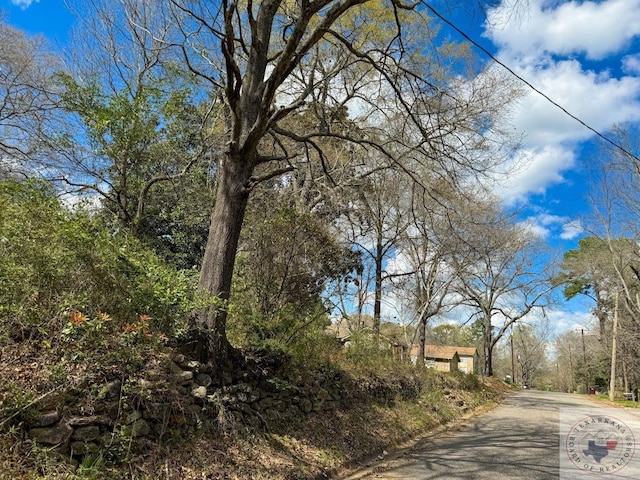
[4, 0, 640, 334]
[1, 0, 72, 42]
[481, 0, 640, 333]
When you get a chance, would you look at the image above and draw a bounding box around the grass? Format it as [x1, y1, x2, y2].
[594, 393, 639, 408]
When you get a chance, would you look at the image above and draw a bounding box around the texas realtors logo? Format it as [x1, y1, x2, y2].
[565, 414, 636, 474]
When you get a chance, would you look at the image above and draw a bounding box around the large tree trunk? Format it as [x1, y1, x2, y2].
[417, 312, 427, 367]
[191, 153, 253, 383]
[483, 315, 494, 376]
[373, 236, 383, 334]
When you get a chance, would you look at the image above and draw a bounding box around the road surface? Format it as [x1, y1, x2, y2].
[342, 390, 640, 480]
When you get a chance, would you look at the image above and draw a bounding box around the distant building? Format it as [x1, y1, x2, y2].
[455, 346, 479, 374]
[411, 345, 479, 374]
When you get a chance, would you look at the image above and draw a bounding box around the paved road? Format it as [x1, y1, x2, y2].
[342, 391, 640, 480]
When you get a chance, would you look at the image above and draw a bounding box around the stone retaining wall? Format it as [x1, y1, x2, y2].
[23, 353, 342, 462]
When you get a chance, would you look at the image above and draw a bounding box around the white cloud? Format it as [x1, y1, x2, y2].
[496, 145, 575, 202]
[560, 220, 584, 240]
[11, 0, 40, 9]
[517, 213, 583, 241]
[486, 0, 640, 60]
[508, 60, 640, 148]
[483, 1, 640, 201]
[545, 307, 597, 336]
[623, 54, 640, 75]
[519, 217, 552, 239]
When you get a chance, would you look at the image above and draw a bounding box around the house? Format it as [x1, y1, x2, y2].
[411, 345, 479, 374]
[456, 346, 479, 374]
[411, 345, 460, 372]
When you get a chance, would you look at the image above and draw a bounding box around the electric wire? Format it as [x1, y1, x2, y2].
[424, 2, 640, 163]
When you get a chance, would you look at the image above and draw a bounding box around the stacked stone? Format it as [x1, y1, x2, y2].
[24, 353, 340, 463]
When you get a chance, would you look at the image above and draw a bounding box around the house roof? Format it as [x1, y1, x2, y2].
[411, 345, 478, 360]
[423, 345, 460, 360]
[456, 347, 478, 357]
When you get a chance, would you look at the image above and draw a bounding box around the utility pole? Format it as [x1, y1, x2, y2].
[568, 343, 574, 392]
[581, 329, 589, 394]
[609, 292, 619, 401]
[510, 330, 516, 384]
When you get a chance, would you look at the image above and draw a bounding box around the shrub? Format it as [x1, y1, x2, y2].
[343, 330, 396, 370]
[0, 179, 197, 347]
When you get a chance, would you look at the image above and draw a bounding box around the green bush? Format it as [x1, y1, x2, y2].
[227, 205, 359, 363]
[0, 180, 197, 346]
[344, 330, 395, 369]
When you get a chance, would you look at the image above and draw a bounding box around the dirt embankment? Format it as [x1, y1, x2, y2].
[0, 346, 511, 480]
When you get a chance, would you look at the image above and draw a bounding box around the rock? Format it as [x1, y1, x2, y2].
[317, 388, 330, 401]
[29, 422, 73, 446]
[258, 397, 276, 410]
[167, 360, 184, 374]
[195, 373, 212, 387]
[71, 426, 100, 442]
[236, 392, 248, 403]
[238, 403, 256, 416]
[97, 380, 122, 400]
[173, 353, 186, 364]
[103, 401, 120, 419]
[96, 431, 117, 446]
[30, 410, 60, 427]
[143, 403, 168, 421]
[138, 379, 157, 389]
[35, 393, 64, 411]
[173, 370, 194, 384]
[67, 415, 112, 427]
[248, 392, 260, 403]
[191, 385, 208, 400]
[131, 418, 151, 437]
[179, 360, 201, 371]
[265, 409, 280, 421]
[146, 369, 164, 381]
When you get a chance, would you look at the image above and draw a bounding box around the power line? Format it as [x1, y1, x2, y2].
[423, 2, 640, 163]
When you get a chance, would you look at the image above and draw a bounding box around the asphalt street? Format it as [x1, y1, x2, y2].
[342, 390, 640, 480]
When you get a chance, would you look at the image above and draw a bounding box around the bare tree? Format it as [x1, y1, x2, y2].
[156, 0, 521, 380]
[450, 204, 556, 376]
[341, 166, 412, 334]
[0, 20, 59, 171]
[395, 183, 473, 365]
[584, 125, 640, 394]
[512, 322, 549, 387]
[39, 0, 216, 235]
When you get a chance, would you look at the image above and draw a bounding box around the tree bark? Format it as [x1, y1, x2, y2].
[483, 315, 494, 376]
[417, 313, 427, 367]
[373, 235, 383, 335]
[191, 152, 253, 383]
